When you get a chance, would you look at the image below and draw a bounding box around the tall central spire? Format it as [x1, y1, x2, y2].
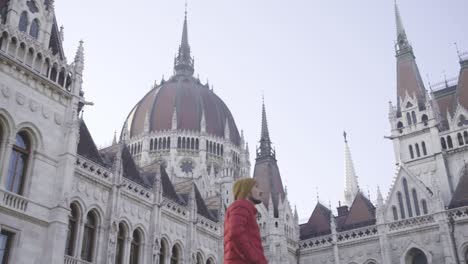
[343, 131, 359, 206]
[394, 1, 411, 55]
[257, 98, 274, 158]
[174, 8, 194, 76]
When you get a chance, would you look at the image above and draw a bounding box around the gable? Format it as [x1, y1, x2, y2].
[339, 193, 375, 231]
[300, 203, 331, 239]
[449, 165, 468, 208]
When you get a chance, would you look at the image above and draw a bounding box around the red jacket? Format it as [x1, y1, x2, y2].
[224, 199, 268, 264]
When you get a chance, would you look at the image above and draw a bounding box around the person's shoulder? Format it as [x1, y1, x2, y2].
[228, 199, 255, 212]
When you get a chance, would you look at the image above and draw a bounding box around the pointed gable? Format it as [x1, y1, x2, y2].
[396, 54, 426, 112]
[299, 203, 331, 240]
[160, 166, 185, 205]
[339, 193, 375, 231]
[49, 17, 65, 59]
[449, 165, 468, 209]
[77, 120, 105, 166]
[433, 85, 457, 130]
[193, 184, 218, 222]
[253, 157, 285, 218]
[121, 145, 152, 187]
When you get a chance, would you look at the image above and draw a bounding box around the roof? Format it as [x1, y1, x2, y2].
[299, 203, 331, 240]
[123, 76, 241, 146]
[338, 192, 376, 231]
[194, 184, 218, 222]
[253, 155, 285, 218]
[396, 52, 426, 112]
[449, 165, 468, 209]
[121, 145, 152, 188]
[455, 64, 468, 110]
[77, 120, 106, 166]
[433, 85, 457, 130]
[160, 166, 185, 205]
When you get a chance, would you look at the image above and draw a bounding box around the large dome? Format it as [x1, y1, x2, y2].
[124, 75, 241, 145]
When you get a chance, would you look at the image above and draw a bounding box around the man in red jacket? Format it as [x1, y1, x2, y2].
[224, 178, 268, 264]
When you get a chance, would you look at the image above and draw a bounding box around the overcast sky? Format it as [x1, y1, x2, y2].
[55, 0, 468, 222]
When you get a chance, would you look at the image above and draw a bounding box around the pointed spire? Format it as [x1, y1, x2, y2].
[394, 1, 411, 54]
[343, 131, 359, 206]
[74, 40, 84, 74]
[171, 107, 178, 130]
[174, 8, 194, 76]
[257, 97, 273, 158]
[377, 186, 384, 207]
[112, 131, 117, 145]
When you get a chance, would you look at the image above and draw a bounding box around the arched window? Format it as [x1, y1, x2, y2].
[129, 230, 142, 264]
[196, 253, 203, 264]
[116, 223, 127, 264]
[154, 138, 158, 150]
[412, 189, 421, 216]
[415, 143, 420, 158]
[170, 244, 181, 264]
[458, 133, 464, 146]
[6, 132, 31, 194]
[221, 145, 224, 156]
[421, 142, 427, 156]
[405, 248, 428, 264]
[81, 211, 98, 262]
[182, 137, 186, 149]
[392, 206, 398, 221]
[217, 144, 220, 156]
[163, 138, 167, 149]
[160, 239, 168, 264]
[397, 192, 406, 219]
[195, 139, 199, 150]
[29, 18, 39, 39]
[167, 137, 170, 149]
[421, 114, 428, 126]
[406, 112, 412, 126]
[19, 11, 28, 32]
[177, 137, 181, 148]
[65, 203, 80, 256]
[421, 199, 428, 214]
[411, 111, 417, 124]
[191, 138, 194, 150]
[447, 136, 453, 149]
[150, 139, 153, 150]
[206, 258, 215, 264]
[464, 131, 468, 144]
[158, 138, 162, 150]
[403, 178, 413, 217]
[397, 121, 404, 133]
[441, 137, 447, 150]
[409, 145, 414, 159]
[465, 249, 468, 264]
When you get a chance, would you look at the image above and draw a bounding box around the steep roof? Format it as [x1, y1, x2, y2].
[455, 62, 468, 110]
[299, 203, 331, 240]
[77, 120, 106, 166]
[449, 165, 468, 209]
[433, 85, 457, 130]
[194, 184, 218, 222]
[160, 166, 185, 205]
[338, 192, 376, 231]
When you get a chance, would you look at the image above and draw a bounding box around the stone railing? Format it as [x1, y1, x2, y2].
[64, 255, 91, 264]
[122, 178, 152, 201]
[162, 197, 187, 218]
[75, 156, 112, 184]
[447, 206, 468, 221]
[337, 225, 378, 243]
[388, 214, 435, 232]
[197, 215, 219, 232]
[0, 24, 73, 92]
[2, 190, 28, 211]
[299, 234, 333, 249]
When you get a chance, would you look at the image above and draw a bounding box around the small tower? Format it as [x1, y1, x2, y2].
[343, 131, 360, 206]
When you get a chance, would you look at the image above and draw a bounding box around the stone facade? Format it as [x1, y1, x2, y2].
[0, 1, 468, 264]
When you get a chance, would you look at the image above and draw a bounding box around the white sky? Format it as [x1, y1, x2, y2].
[55, 0, 468, 222]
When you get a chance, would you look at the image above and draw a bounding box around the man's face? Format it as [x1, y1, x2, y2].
[249, 184, 263, 204]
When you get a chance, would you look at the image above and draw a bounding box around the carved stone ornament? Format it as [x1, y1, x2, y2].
[42, 106, 51, 119]
[16, 92, 26, 105]
[54, 113, 63, 125]
[1, 84, 11, 98]
[29, 99, 39, 112]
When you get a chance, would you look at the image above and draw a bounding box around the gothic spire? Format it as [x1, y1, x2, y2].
[394, 1, 411, 54]
[257, 98, 273, 158]
[174, 9, 194, 76]
[343, 131, 359, 206]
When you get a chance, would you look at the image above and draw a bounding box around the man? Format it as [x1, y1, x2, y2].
[224, 178, 268, 264]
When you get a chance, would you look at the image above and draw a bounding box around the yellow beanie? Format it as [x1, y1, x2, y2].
[233, 178, 257, 200]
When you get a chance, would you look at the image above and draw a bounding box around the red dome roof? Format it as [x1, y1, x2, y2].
[125, 76, 241, 146]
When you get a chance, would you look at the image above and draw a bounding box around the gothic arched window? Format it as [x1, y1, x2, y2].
[65, 203, 80, 256]
[464, 131, 468, 144]
[415, 143, 420, 157]
[170, 244, 181, 264]
[206, 258, 215, 264]
[411, 111, 417, 124]
[191, 138, 195, 150]
[397, 121, 404, 133]
[160, 239, 168, 264]
[177, 137, 181, 148]
[405, 248, 428, 264]
[441, 137, 447, 150]
[129, 229, 142, 264]
[81, 210, 98, 262]
[182, 137, 186, 149]
[116, 223, 127, 264]
[19, 11, 28, 32]
[196, 253, 203, 264]
[412, 189, 421, 216]
[397, 191, 406, 219]
[406, 112, 412, 126]
[409, 145, 414, 159]
[421, 199, 428, 214]
[167, 137, 170, 149]
[162, 138, 167, 150]
[29, 18, 39, 39]
[158, 138, 162, 150]
[447, 136, 453, 149]
[195, 139, 199, 150]
[6, 132, 31, 194]
[458, 133, 464, 146]
[403, 178, 413, 217]
[392, 206, 398, 221]
[421, 114, 428, 126]
[421, 141, 427, 156]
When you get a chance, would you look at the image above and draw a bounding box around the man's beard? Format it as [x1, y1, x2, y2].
[249, 196, 262, 205]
